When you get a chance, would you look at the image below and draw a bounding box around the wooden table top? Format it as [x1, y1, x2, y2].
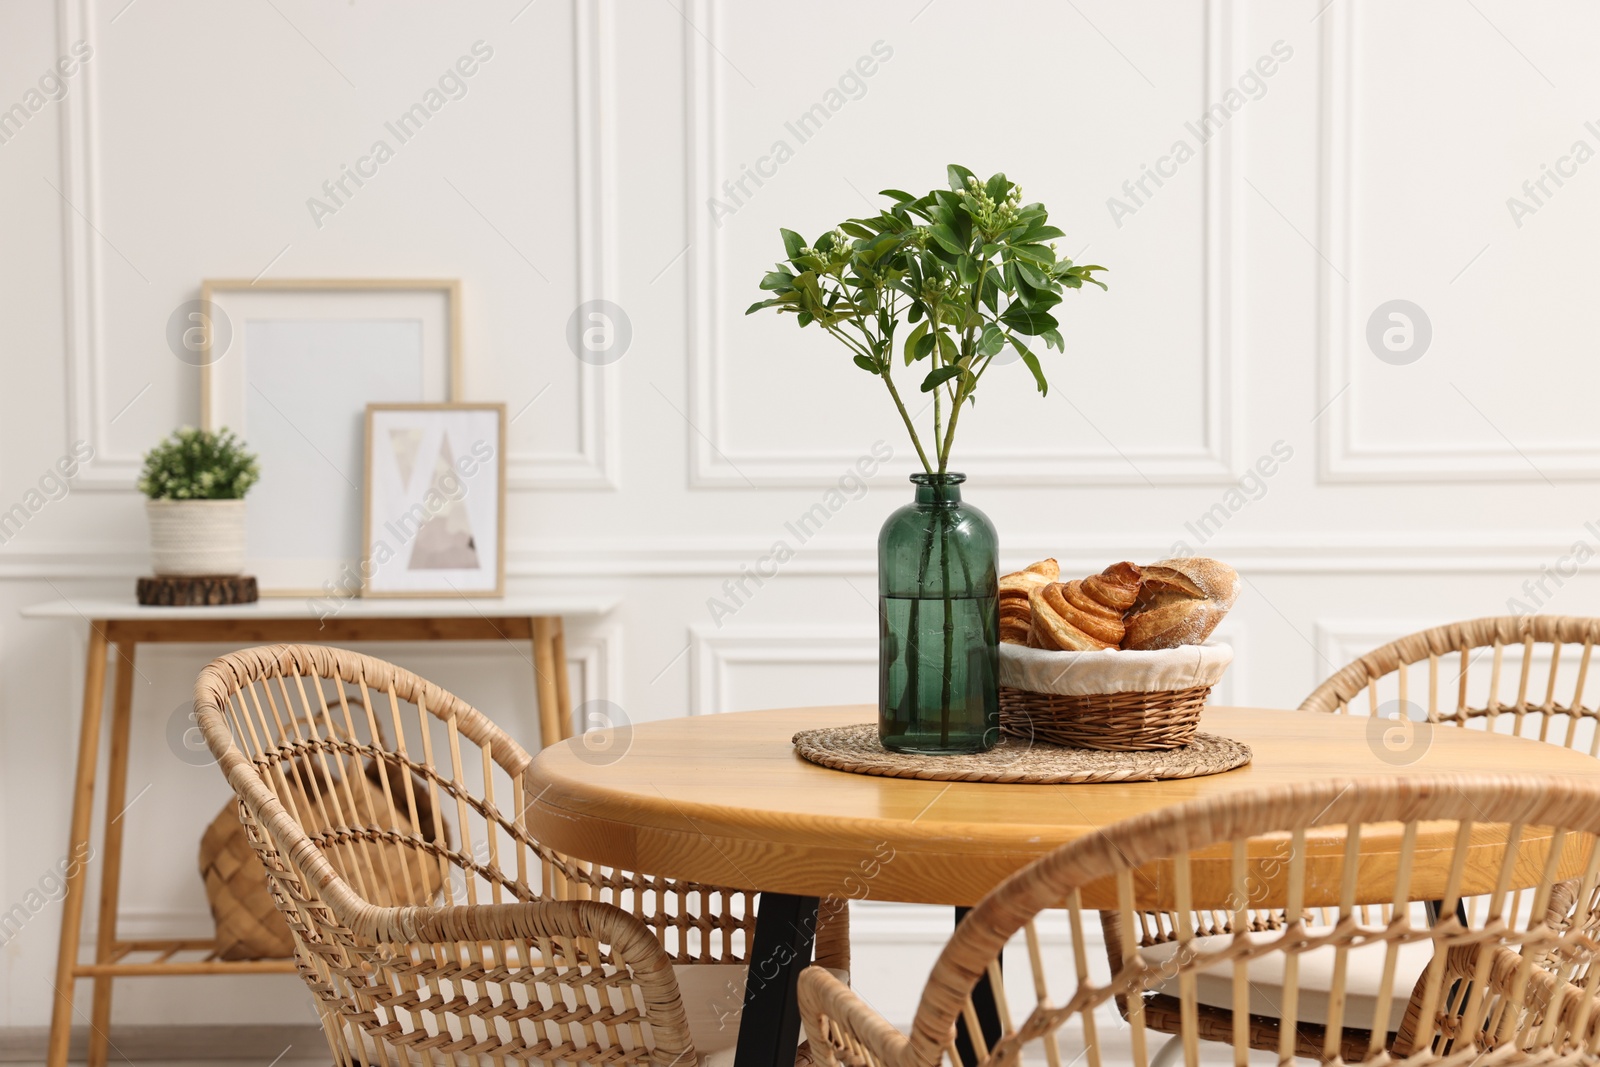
[523, 705, 1600, 908]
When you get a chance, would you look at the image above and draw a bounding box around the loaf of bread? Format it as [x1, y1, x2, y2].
[1121, 557, 1239, 650]
[999, 559, 1058, 644]
[999, 556, 1237, 653]
[1025, 563, 1142, 652]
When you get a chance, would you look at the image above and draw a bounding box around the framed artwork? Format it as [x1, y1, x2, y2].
[362, 403, 506, 598]
[198, 279, 461, 595]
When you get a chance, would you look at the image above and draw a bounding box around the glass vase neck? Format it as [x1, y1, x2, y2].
[910, 471, 965, 506]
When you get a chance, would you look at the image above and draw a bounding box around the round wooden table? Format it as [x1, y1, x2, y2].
[522, 705, 1599, 1067]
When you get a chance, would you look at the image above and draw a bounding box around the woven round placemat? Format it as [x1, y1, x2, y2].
[792, 723, 1252, 784]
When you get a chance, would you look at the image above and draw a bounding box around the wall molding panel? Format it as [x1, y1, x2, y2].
[56, 0, 618, 492]
[688, 623, 874, 715]
[1207, 622, 1245, 707]
[684, 0, 1241, 488]
[1316, 3, 1600, 483]
[565, 620, 625, 717]
[530, 0, 622, 490]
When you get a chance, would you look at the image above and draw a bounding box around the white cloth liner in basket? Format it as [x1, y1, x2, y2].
[999, 642, 1233, 696]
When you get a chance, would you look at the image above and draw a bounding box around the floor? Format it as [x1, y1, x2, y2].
[19, 1058, 1301, 1067]
[5, 1008, 1313, 1066]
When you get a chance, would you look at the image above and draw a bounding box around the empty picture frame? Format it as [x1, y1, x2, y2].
[362, 403, 506, 597]
[199, 279, 461, 596]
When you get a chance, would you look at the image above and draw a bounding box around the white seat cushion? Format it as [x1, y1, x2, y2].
[681, 966, 857, 1062]
[677, 963, 749, 1057]
[678, 963, 849, 1064]
[1142, 929, 1436, 1030]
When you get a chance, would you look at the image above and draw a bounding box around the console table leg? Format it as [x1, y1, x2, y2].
[47, 624, 109, 1067]
[531, 617, 562, 748]
[550, 617, 572, 740]
[86, 641, 137, 1067]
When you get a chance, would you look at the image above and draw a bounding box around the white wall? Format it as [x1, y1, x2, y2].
[4, 0, 1600, 1034]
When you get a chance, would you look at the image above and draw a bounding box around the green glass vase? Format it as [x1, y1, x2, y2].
[877, 472, 999, 754]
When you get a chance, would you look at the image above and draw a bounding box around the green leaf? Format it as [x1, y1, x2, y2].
[1009, 335, 1049, 395]
[1022, 224, 1065, 242]
[956, 254, 979, 286]
[914, 330, 937, 361]
[840, 222, 874, 239]
[796, 311, 814, 327]
[744, 298, 786, 315]
[929, 223, 965, 255]
[780, 228, 806, 261]
[1027, 289, 1063, 313]
[936, 330, 959, 366]
[946, 164, 977, 194]
[984, 172, 1009, 201]
[853, 354, 881, 374]
[1063, 263, 1110, 291]
[759, 270, 794, 291]
[920, 364, 963, 392]
[1041, 327, 1065, 352]
[795, 271, 823, 306]
[1015, 258, 1049, 289]
[902, 321, 929, 365]
[1012, 242, 1057, 265]
[879, 188, 917, 202]
[1001, 305, 1059, 336]
[932, 189, 963, 220]
[979, 323, 1006, 357]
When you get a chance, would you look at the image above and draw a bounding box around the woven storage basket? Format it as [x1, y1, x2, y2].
[998, 643, 1232, 751]
[199, 746, 450, 960]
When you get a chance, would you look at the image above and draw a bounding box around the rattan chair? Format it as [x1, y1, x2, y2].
[801, 776, 1600, 1066]
[1300, 616, 1600, 753]
[1084, 614, 1600, 1065]
[195, 643, 846, 1065]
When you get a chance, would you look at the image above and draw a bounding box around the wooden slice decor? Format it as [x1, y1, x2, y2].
[136, 574, 259, 606]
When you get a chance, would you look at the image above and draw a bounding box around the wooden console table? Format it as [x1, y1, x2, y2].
[21, 594, 617, 1067]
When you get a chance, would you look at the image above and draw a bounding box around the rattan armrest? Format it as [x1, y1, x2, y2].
[1472, 942, 1600, 1046]
[800, 964, 909, 1067]
[1395, 938, 1600, 1055]
[1544, 878, 1584, 931]
[365, 897, 693, 1040]
[366, 896, 669, 964]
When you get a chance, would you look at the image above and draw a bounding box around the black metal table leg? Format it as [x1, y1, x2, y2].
[953, 905, 1003, 1065]
[733, 892, 819, 1067]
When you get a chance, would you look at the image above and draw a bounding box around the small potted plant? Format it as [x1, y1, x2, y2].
[748, 165, 1106, 754]
[139, 427, 260, 576]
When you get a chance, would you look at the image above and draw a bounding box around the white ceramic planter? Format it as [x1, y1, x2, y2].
[146, 499, 247, 576]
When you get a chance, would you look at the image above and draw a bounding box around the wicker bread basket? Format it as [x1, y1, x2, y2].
[998, 643, 1233, 751]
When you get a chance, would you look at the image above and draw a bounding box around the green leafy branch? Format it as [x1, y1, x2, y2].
[745, 164, 1107, 475]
